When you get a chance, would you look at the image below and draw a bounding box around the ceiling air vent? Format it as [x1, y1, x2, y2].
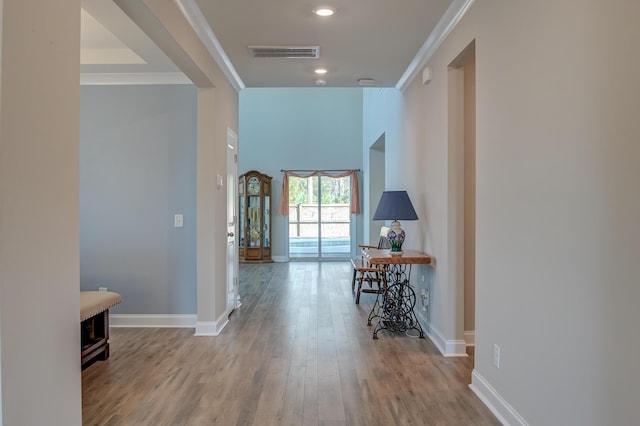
[358, 78, 375, 86]
[248, 45, 320, 58]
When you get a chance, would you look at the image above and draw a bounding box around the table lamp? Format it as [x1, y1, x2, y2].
[372, 191, 418, 255]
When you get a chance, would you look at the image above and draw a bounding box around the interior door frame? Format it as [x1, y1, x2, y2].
[447, 41, 476, 354]
[226, 128, 239, 312]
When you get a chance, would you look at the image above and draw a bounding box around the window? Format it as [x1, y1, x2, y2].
[288, 175, 352, 259]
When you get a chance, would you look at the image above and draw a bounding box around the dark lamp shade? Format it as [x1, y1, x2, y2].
[372, 191, 418, 221]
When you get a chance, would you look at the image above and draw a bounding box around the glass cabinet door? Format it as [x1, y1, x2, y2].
[264, 196, 270, 247]
[247, 196, 261, 247]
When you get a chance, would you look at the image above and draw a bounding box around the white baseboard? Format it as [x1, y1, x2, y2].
[194, 310, 229, 336]
[415, 311, 468, 357]
[110, 312, 230, 337]
[272, 256, 288, 262]
[110, 314, 196, 328]
[465, 330, 475, 346]
[470, 370, 529, 426]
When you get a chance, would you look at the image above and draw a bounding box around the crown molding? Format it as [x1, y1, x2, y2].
[396, 0, 475, 92]
[174, 0, 245, 92]
[80, 72, 192, 85]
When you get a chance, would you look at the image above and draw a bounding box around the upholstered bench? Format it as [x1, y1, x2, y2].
[81, 291, 121, 369]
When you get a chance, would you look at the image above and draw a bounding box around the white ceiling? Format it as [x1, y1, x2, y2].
[81, 0, 183, 76]
[81, 9, 145, 65]
[81, 0, 471, 89]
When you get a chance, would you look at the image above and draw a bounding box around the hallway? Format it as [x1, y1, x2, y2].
[82, 262, 498, 425]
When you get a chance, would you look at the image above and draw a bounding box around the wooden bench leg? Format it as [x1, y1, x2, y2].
[81, 309, 111, 369]
[99, 343, 110, 361]
[356, 271, 385, 305]
[352, 268, 357, 291]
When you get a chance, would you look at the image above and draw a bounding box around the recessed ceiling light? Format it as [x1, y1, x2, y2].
[313, 7, 335, 17]
[315, 68, 328, 74]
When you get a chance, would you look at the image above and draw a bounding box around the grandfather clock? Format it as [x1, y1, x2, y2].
[238, 170, 272, 262]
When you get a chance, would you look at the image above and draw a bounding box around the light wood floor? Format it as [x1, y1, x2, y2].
[82, 262, 499, 426]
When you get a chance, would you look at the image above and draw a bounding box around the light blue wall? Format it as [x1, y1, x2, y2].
[362, 88, 404, 242]
[239, 88, 364, 258]
[80, 85, 198, 314]
[362, 88, 403, 180]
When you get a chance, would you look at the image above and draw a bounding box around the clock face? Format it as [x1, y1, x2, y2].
[247, 177, 260, 194]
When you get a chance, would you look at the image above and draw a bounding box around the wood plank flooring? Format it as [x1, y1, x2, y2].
[82, 262, 499, 426]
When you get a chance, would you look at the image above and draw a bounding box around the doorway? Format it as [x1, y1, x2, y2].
[448, 41, 476, 349]
[369, 134, 386, 244]
[287, 174, 352, 260]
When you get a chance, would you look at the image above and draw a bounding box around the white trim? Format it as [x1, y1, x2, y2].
[194, 311, 229, 336]
[464, 330, 475, 346]
[80, 72, 192, 85]
[174, 0, 245, 92]
[110, 314, 196, 328]
[470, 371, 529, 426]
[272, 256, 288, 262]
[416, 311, 468, 357]
[396, 0, 475, 92]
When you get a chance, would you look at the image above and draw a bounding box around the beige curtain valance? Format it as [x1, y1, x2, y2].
[278, 169, 360, 216]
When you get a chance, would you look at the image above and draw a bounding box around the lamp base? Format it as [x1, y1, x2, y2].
[387, 220, 406, 254]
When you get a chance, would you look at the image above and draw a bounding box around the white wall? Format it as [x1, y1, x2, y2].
[401, 0, 640, 424]
[0, 0, 82, 424]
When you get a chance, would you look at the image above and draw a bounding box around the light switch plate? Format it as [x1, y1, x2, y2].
[217, 174, 224, 189]
[174, 214, 184, 228]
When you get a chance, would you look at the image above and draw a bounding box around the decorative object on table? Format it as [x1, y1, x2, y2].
[238, 170, 273, 262]
[372, 190, 418, 255]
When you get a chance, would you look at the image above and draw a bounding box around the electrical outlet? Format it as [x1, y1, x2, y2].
[493, 344, 501, 368]
[99, 287, 108, 292]
[421, 274, 425, 282]
[420, 289, 429, 311]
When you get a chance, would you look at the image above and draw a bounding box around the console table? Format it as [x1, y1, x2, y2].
[365, 249, 432, 339]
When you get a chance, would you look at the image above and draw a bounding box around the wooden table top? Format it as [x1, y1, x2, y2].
[366, 249, 432, 265]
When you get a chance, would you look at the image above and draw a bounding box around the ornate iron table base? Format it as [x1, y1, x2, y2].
[367, 263, 425, 339]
